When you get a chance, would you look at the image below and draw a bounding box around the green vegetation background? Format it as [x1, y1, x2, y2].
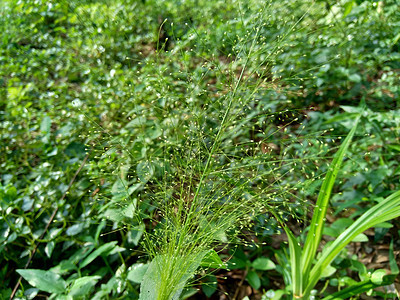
[1, 0, 399, 299]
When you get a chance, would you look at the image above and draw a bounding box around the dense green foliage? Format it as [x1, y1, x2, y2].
[1, 0, 399, 299]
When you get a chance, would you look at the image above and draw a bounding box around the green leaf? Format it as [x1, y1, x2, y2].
[79, 241, 118, 268]
[7, 86, 23, 100]
[343, 0, 355, 17]
[227, 256, 247, 269]
[200, 249, 226, 269]
[302, 118, 359, 288]
[263, 289, 287, 300]
[40, 115, 51, 134]
[351, 260, 367, 277]
[252, 257, 276, 270]
[122, 201, 137, 218]
[202, 274, 217, 297]
[331, 218, 353, 231]
[322, 280, 378, 300]
[2, 185, 17, 205]
[323, 227, 339, 237]
[111, 179, 130, 201]
[387, 144, 400, 152]
[371, 269, 386, 285]
[127, 263, 149, 283]
[45, 241, 55, 258]
[348, 73, 361, 83]
[139, 252, 207, 300]
[351, 233, 368, 242]
[66, 223, 84, 236]
[285, 227, 303, 297]
[181, 288, 199, 299]
[69, 276, 101, 297]
[127, 224, 145, 246]
[374, 222, 393, 228]
[17, 269, 66, 294]
[320, 264, 336, 278]
[64, 142, 86, 158]
[137, 161, 154, 183]
[50, 261, 77, 275]
[246, 271, 261, 290]
[389, 240, 399, 274]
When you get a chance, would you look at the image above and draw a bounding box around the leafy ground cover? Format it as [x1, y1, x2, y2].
[1, 0, 399, 299]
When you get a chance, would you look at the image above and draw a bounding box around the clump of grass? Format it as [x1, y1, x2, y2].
[119, 9, 315, 300]
[273, 113, 400, 299]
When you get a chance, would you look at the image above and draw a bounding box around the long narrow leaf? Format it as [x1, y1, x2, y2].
[301, 118, 359, 282]
[305, 190, 400, 295]
[283, 227, 303, 298]
[321, 278, 389, 300]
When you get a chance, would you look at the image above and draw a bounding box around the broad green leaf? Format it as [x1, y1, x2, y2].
[127, 224, 145, 246]
[69, 246, 94, 265]
[50, 260, 77, 275]
[325, 113, 358, 124]
[7, 86, 23, 100]
[263, 289, 286, 300]
[17, 269, 66, 294]
[348, 73, 361, 83]
[323, 274, 396, 300]
[64, 142, 86, 158]
[202, 274, 217, 298]
[320, 264, 336, 278]
[24, 288, 39, 299]
[374, 222, 393, 228]
[66, 223, 84, 236]
[122, 201, 137, 218]
[79, 241, 118, 268]
[323, 227, 339, 237]
[137, 161, 154, 183]
[69, 276, 101, 297]
[246, 271, 261, 290]
[227, 256, 247, 269]
[351, 260, 367, 277]
[252, 257, 276, 270]
[127, 263, 149, 283]
[111, 179, 130, 201]
[40, 115, 51, 134]
[181, 288, 199, 299]
[331, 218, 353, 231]
[351, 233, 368, 242]
[371, 269, 386, 285]
[200, 249, 226, 269]
[45, 241, 55, 258]
[343, 1, 355, 17]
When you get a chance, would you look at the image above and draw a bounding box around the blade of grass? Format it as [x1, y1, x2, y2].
[301, 117, 360, 285]
[283, 227, 303, 298]
[321, 279, 385, 300]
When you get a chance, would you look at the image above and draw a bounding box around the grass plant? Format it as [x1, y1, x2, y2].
[83, 4, 321, 298]
[274, 114, 400, 299]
